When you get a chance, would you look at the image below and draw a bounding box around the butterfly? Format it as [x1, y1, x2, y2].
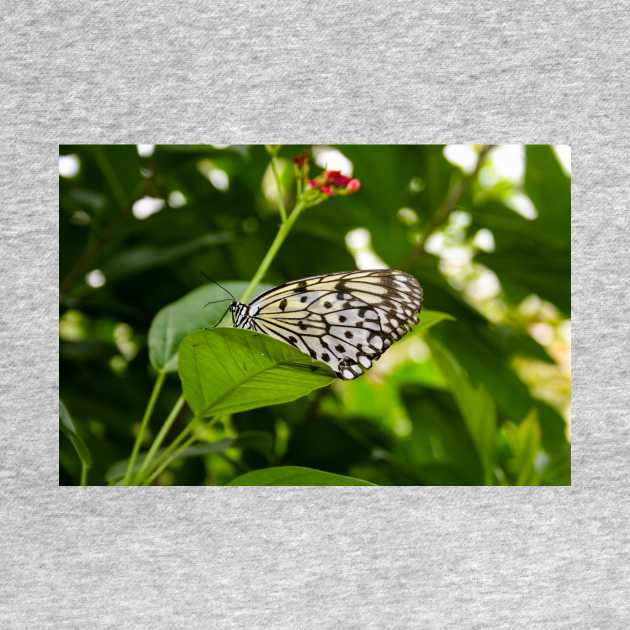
[222, 269, 423, 380]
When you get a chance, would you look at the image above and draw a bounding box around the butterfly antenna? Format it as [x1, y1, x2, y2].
[210, 303, 232, 328]
[202, 298, 233, 309]
[200, 271, 236, 301]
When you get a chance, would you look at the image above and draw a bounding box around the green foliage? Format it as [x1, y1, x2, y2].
[106, 431, 273, 483]
[148, 281, 272, 372]
[59, 399, 92, 484]
[502, 411, 543, 486]
[427, 339, 497, 484]
[227, 466, 375, 486]
[59, 144, 571, 486]
[473, 146, 571, 314]
[412, 310, 455, 335]
[179, 329, 335, 417]
[59, 399, 92, 468]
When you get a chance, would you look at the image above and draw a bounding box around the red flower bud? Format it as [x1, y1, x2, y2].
[346, 178, 361, 193]
[320, 185, 333, 196]
[293, 154, 309, 168]
[325, 170, 351, 187]
[307, 179, 318, 189]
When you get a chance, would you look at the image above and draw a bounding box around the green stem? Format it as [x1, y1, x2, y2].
[143, 434, 198, 486]
[80, 463, 88, 486]
[123, 370, 166, 485]
[135, 416, 198, 484]
[138, 154, 311, 485]
[270, 155, 287, 222]
[239, 200, 306, 303]
[140, 416, 223, 485]
[132, 394, 185, 483]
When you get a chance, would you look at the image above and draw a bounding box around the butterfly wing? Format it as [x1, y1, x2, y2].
[246, 270, 423, 379]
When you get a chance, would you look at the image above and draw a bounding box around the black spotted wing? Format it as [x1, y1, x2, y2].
[244, 270, 423, 379]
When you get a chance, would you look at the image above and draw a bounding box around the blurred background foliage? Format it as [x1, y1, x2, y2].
[59, 144, 571, 485]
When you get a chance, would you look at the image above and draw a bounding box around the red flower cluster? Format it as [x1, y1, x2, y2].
[307, 170, 361, 196]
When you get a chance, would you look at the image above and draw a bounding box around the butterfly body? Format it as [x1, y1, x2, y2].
[228, 270, 423, 379]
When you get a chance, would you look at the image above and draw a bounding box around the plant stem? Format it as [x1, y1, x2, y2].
[239, 200, 305, 303]
[132, 394, 185, 483]
[137, 153, 310, 485]
[143, 434, 197, 486]
[135, 417, 198, 484]
[269, 155, 287, 222]
[80, 463, 88, 486]
[123, 370, 166, 485]
[139, 415, 223, 485]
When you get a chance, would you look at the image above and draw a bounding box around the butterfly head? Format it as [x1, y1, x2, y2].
[229, 301, 253, 329]
[200, 275, 248, 328]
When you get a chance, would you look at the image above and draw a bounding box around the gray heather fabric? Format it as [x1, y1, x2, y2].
[1, 1, 629, 628]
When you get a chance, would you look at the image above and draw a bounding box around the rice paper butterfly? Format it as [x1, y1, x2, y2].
[226, 269, 423, 380]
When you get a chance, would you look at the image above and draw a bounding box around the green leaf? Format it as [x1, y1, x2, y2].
[524, 145, 571, 242]
[178, 328, 335, 417]
[430, 320, 533, 422]
[398, 386, 484, 484]
[535, 399, 570, 453]
[414, 310, 455, 336]
[427, 338, 497, 484]
[105, 430, 273, 482]
[503, 410, 542, 485]
[59, 399, 92, 468]
[471, 147, 571, 315]
[226, 466, 376, 486]
[148, 281, 273, 373]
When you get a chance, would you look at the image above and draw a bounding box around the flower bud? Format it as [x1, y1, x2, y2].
[325, 170, 351, 187]
[293, 154, 309, 169]
[346, 179, 361, 193]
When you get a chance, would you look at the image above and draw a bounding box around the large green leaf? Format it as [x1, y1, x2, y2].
[148, 281, 273, 372]
[427, 338, 497, 484]
[227, 466, 375, 486]
[59, 399, 92, 469]
[178, 328, 335, 417]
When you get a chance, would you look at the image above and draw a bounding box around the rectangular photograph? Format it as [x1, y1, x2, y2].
[59, 144, 571, 486]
